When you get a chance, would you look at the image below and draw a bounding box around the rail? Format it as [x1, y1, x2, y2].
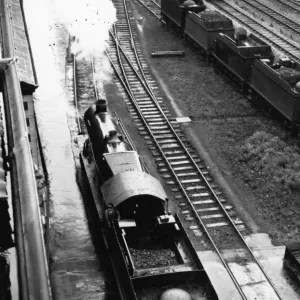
[0, 0, 51, 299]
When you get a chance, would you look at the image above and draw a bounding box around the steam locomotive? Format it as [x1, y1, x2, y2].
[161, 0, 300, 134]
[82, 100, 218, 300]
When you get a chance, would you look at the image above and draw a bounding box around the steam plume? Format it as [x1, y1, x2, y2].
[52, 0, 117, 57]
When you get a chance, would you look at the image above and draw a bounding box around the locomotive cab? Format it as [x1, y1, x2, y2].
[102, 171, 166, 217]
[101, 170, 176, 233]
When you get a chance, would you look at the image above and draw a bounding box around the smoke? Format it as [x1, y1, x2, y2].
[52, 0, 117, 58]
[93, 57, 113, 98]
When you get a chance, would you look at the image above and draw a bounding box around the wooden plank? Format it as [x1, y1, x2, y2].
[151, 50, 185, 57]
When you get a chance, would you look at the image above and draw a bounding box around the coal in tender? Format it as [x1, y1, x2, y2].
[130, 247, 179, 269]
[197, 10, 229, 22]
[276, 66, 300, 77]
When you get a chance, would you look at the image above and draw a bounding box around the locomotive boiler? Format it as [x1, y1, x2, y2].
[82, 100, 218, 300]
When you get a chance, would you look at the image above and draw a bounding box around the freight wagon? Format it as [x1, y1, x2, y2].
[184, 10, 234, 56]
[161, 0, 205, 28]
[249, 58, 300, 133]
[213, 32, 274, 91]
[160, 1, 300, 133]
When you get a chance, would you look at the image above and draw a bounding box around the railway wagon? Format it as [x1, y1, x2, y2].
[82, 100, 219, 300]
[184, 10, 234, 55]
[213, 32, 274, 90]
[161, 0, 206, 28]
[249, 58, 300, 133]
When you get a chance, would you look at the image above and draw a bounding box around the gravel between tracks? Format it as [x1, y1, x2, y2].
[126, 0, 300, 246]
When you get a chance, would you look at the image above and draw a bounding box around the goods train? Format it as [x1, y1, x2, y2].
[161, 0, 300, 134]
[82, 99, 218, 300]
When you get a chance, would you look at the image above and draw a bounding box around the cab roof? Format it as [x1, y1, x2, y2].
[101, 171, 167, 207]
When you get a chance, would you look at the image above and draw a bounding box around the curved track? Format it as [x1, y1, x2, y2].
[108, 0, 284, 298]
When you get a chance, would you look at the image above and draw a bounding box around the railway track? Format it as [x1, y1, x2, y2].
[211, 0, 300, 61]
[235, 0, 300, 37]
[137, 0, 161, 19]
[107, 0, 284, 298]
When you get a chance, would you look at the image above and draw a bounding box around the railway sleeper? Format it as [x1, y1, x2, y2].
[181, 205, 217, 214]
[177, 171, 208, 177]
[153, 131, 182, 138]
[199, 208, 235, 218]
[164, 148, 196, 155]
[192, 198, 226, 205]
[201, 214, 226, 220]
[171, 183, 216, 192]
[190, 191, 221, 198]
[166, 178, 214, 185]
[156, 159, 200, 167]
[189, 189, 221, 197]
[159, 142, 190, 149]
[154, 137, 179, 143]
[155, 153, 201, 162]
[173, 163, 206, 170]
[205, 221, 231, 228]
[152, 129, 180, 135]
[149, 144, 194, 152]
[167, 156, 200, 162]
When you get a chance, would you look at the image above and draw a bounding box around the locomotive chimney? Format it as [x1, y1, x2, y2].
[95, 99, 107, 113]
